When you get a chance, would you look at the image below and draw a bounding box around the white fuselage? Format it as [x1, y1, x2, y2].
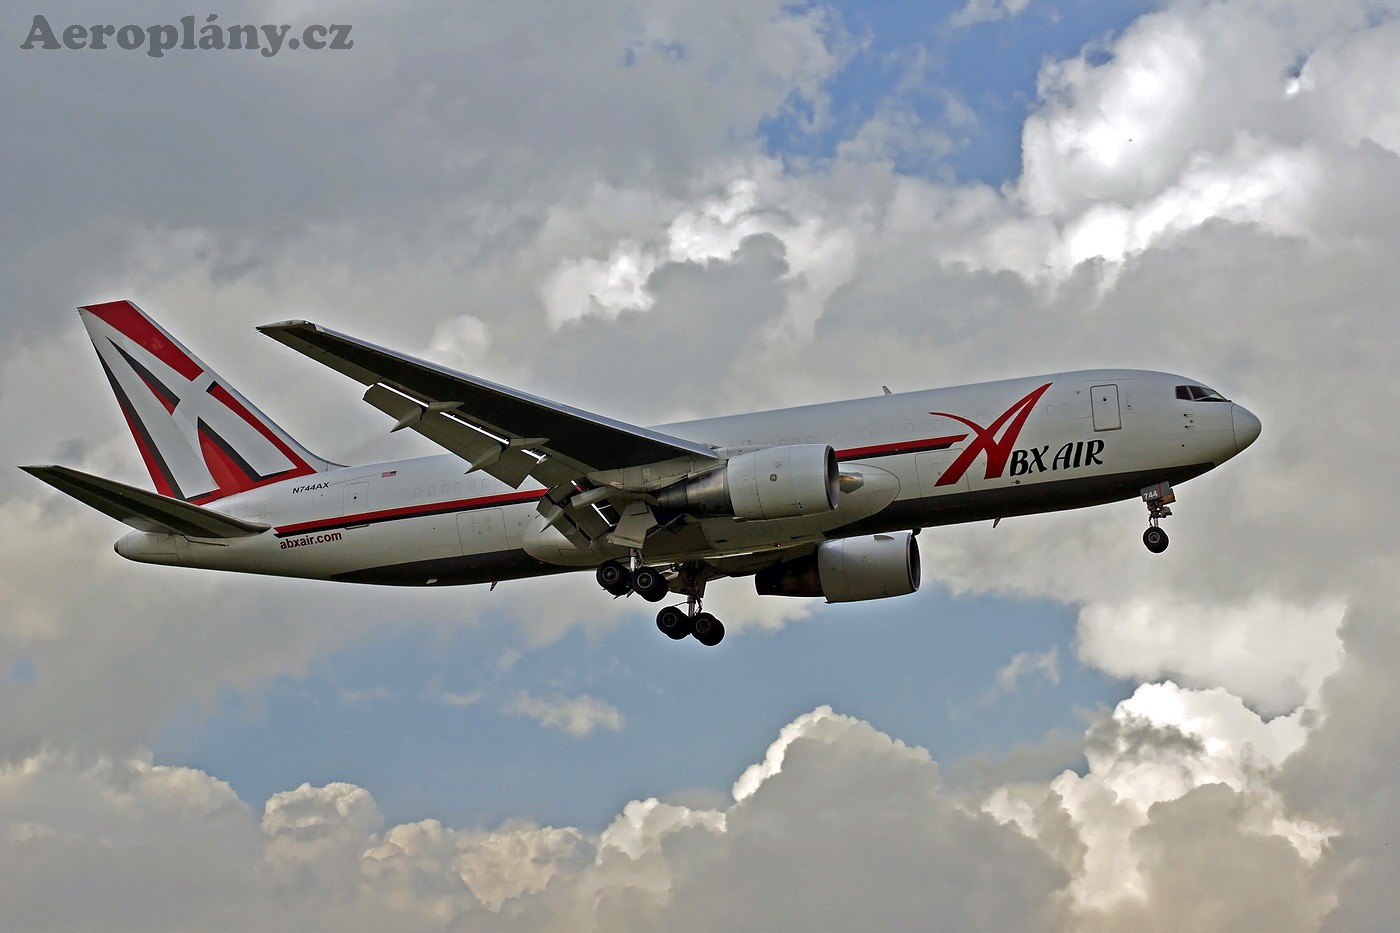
[115, 369, 1256, 586]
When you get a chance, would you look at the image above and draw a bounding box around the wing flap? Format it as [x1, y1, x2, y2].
[362, 383, 554, 488]
[21, 465, 269, 538]
[258, 320, 719, 482]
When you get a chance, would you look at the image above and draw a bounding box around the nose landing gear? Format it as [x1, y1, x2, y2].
[1141, 481, 1175, 553]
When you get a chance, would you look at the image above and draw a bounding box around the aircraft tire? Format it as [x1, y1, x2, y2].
[596, 560, 632, 596]
[1143, 527, 1169, 553]
[632, 566, 669, 602]
[692, 613, 725, 647]
[656, 605, 692, 639]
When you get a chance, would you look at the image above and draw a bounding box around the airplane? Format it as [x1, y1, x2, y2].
[21, 300, 1261, 647]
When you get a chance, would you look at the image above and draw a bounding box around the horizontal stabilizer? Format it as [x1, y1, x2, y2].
[20, 465, 269, 538]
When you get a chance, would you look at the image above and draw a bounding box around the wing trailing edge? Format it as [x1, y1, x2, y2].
[256, 320, 720, 483]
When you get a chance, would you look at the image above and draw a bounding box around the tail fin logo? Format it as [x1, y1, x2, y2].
[82, 301, 318, 503]
[931, 383, 1053, 486]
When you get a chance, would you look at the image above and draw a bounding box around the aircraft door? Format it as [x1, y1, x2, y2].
[1091, 385, 1121, 431]
[344, 482, 369, 513]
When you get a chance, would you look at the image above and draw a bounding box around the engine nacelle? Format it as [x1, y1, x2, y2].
[754, 532, 921, 603]
[657, 444, 839, 521]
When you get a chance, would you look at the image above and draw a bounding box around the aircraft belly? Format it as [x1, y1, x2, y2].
[332, 549, 570, 586]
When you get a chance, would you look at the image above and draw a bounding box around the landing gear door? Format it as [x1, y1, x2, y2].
[1091, 385, 1121, 431]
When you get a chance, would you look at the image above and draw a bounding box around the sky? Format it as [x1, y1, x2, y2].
[3, 0, 1399, 929]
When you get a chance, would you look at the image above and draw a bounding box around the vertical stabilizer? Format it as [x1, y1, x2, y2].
[80, 300, 332, 503]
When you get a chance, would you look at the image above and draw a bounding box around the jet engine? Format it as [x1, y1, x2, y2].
[754, 531, 921, 603]
[657, 444, 839, 521]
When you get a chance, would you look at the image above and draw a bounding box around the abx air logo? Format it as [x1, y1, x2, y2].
[931, 383, 1053, 486]
[82, 302, 314, 502]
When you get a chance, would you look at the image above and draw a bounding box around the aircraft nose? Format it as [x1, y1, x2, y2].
[1232, 404, 1262, 453]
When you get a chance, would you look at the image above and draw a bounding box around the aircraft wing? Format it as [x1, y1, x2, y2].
[20, 465, 269, 538]
[257, 321, 720, 489]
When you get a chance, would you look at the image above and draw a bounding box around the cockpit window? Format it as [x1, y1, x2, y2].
[1175, 385, 1230, 402]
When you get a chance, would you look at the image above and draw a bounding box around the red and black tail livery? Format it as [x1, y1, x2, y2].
[80, 300, 331, 503]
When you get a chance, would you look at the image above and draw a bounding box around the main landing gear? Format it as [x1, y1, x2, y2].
[596, 557, 725, 647]
[1141, 481, 1175, 554]
[595, 558, 668, 602]
[655, 601, 725, 647]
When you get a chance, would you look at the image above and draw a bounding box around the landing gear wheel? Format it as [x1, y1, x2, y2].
[692, 612, 725, 647]
[596, 559, 632, 596]
[1140, 482, 1175, 554]
[631, 566, 669, 603]
[656, 605, 692, 640]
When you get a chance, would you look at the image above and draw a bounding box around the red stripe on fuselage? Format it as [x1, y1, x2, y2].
[274, 488, 546, 537]
[275, 435, 979, 536]
[836, 435, 968, 460]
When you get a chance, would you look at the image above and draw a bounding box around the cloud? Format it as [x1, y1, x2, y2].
[1279, 598, 1400, 931]
[951, 0, 1032, 28]
[997, 648, 1061, 692]
[985, 681, 1330, 922]
[0, 708, 1071, 930]
[9, 0, 1400, 925]
[0, 699, 1346, 930]
[1077, 597, 1345, 716]
[507, 692, 625, 737]
[982, 648, 1061, 705]
[439, 689, 485, 708]
[339, 687, 396, 704]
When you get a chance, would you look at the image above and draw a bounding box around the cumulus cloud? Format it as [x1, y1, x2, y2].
[985, 681, 1330, 923]
[0, 700, 1350, 931]
[1077, 597, 1345, 715]
[0, 709, 1070, 931]
[538, 171, 859, 353]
